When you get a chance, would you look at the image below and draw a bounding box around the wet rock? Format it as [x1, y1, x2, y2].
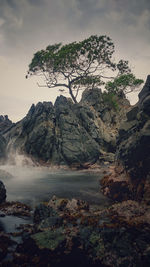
[0, 201, 31, 216]
[0, 180, 6, 204]
[48, 195, 89, 212]
[2, 196, 150, 266]
[0, 232, 16, 261]
[100, 165, 132, 201]
[38, 216, 63, 229]
[31, 228, 66, 251]
[33, 203, 57, 223]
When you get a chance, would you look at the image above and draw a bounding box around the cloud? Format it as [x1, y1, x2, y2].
[0, 0, 150, 56]
[0, 0, 150, 121]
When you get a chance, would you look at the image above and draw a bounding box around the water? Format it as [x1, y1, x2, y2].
[0, 165, 110, 208]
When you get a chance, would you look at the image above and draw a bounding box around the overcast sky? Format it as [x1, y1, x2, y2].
[0, 0, 150, 122]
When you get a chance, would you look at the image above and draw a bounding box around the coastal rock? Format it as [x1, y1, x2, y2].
[33, 203, 57, 224]
[100, 165, 132, 201]
[10, 196, 150, 266]
[0, 180, 6, 203]
[48, 195, 89, 212]
[3, 88, 130, 166]
[102, 75, 150, 202]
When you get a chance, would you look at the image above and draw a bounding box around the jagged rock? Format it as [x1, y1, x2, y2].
[0, 115, 13, 134]
[3, 88, 130, 166]
[0, 180, 6, 203]
[115, 75, 150, 202]
[0, 134, 6, 160]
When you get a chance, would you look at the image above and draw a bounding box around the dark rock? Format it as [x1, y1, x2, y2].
[0, 180, 6, 203]
[0, 233, 16, 261]
[139, 75, 150, 103]
[0, 134, 6, 160]
[33, 203, 57, 224]
[3, 88, 130, 166]
[0, 201, 31, 216]
[38, 216, 63, 229]
[0, 115, 13, 134]
[115, 75, 150, 202]
[31, 228, 66, 251]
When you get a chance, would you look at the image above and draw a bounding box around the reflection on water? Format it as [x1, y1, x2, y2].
[0, 165, 110, 208]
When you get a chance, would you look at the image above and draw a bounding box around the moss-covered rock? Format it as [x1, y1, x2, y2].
[31, 228, 66, 251]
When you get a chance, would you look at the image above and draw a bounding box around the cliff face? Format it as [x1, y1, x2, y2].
[0, 116, 13, 162]
[3, 88, 130, 167]
[116, 75, 150, 201]
[0, 115, 13, 134]
[101, 75, 150, 203]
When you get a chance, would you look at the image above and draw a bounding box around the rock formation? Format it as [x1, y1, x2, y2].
[3, 88, 130, 167]
[0, 135, 6, 161]
[0, 115, 13, 134]
[0, 116, 13, 162]
[101, 75, 150, 202]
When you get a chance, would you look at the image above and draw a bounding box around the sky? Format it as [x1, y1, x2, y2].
[0, 0, 150, 122]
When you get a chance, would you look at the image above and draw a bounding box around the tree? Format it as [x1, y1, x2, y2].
[105, 73, 143, 97]
[27, 35, 139, 103]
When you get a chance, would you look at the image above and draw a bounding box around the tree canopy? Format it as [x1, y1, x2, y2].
[105, 73, 143, 97]
[27, 35, 143, 103]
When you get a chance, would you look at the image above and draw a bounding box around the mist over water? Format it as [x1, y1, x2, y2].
[0, 153, 110, 208]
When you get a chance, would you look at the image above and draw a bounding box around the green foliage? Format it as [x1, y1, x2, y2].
[27, 35, 137, 103]
[105, 74, 144, 96]
[103, 92, 119, 111]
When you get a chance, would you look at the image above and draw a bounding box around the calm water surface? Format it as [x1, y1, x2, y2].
[0, 165, 110, 208]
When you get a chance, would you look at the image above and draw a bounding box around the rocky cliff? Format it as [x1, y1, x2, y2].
[3, 88, 130, 167]
[101, 75, 150, 202]
[0, 115, 13, 162]
[0, 115, 13, 134]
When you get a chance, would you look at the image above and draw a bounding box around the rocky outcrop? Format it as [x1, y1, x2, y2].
[3, 88, 130, 167]
[0, 180, 6, 203]
[117, 75, 150, 202]
[0, 115, 13, 134]
[4, 196, 150, 266]
[0, 134, 6, 161]
[0, 115, 13, 162]
[101, 75, 150, 202]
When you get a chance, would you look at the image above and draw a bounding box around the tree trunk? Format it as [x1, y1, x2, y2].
[68, 85, 77, 103]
